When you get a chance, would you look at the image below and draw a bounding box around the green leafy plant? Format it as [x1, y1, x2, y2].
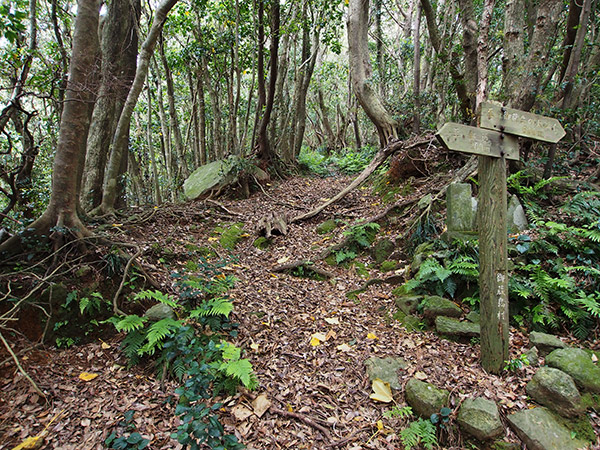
[400, 418, 438, 450]
[383, 405, 413, 419]
[105, 410, 150, 450]
[334, 222, 380, 265]
[504, 354, 530, 372]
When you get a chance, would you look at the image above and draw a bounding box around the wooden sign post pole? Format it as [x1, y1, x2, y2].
[437, 102, 565, 374]
[478, 154, 509, 373]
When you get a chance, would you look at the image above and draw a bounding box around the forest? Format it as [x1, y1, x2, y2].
[0, 0, 599, 448]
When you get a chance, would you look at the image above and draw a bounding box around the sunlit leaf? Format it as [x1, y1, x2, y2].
[336, 343, 352, 352]
[367, 332, 379, 340]
[78, 372, 98, 382]
[370, 378, 393, 403]
[324, 317, 340, 325]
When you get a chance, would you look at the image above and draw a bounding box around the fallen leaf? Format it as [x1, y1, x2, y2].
[414, 371, 428, 380]
[78, 372, 98, 382]
[310, 337, 321, 346]
[325, 329, 336, 341]
[310, 332, 327, 346]
[252, 394, 271, 418]
[336, 343, 352, 352]
[231, 405, 253, 421]
[81, 418, 91, 427]
[376, 420, 384, 431]
[277, 256, 290, 264]
[592, 354, 598, 363]
[367, 332, 379, 340]
[324, 317, 339, 325]
[11, 436, 44, 450]
[369, 378, 393, 403]
[100, 342, 110, 350]
[250, 343, 259, 351]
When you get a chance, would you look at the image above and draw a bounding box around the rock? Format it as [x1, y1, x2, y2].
[524, 346, 540, 367]
[316, 219, 337, 235]
[421, 296, 462, 320]
[507, 195, 528, 233]
[526, 367, 583, 417]
[395, 295, 422, 315]
[365, 357, 407, 390]
[252, 237, 271, 250]
[379, 260, 397, 272]
[546, 348, 600, 393]
[404, 378, 449, 418]
[372, 239, 395, 264]
[465, 311, 480, 323]
[410, 242, 434, 272]
[144, 303, 175, 321]
[183, 157, 237, 200]
[490, 442, 521, 450]
[435, 316, 480, 337]
[456, 397, 503, 441]
[529, 331, 567, 356]
[393, 310, 423, 332]
[507, 407, 589, 450]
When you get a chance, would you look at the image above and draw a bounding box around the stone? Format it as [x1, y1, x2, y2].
[529, 331, 567, 356]
[316, 219, 337, 235]
[372, 238, 395, 264]
[507, 195, 528, 233]
[183, 157, 237, 200]
[507, 407, 589, 450]
[526, 367, 583, 417]
[435, 316, 480, 337]
[524, 346, 540, 367]
[365, 357, 407, 390]
[393, 310, 423, 332]
[404, 378, 449, 418]
[446, 183, 476, 232]
[456, 397, 503, 441]
[76, 265, 92, 278]
[252, 237, 271, 250]
[379, 260, 397, 272]
[144, 303, 175, 321]
[410, 242, 434, 272]
[395, 295, 422, 315]
[465, 311, 480, 323]
[421, 296, 462, 320]
[546, 348, 600, 393]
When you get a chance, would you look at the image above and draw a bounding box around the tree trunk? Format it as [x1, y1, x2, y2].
[146, 85, 162, 205]
[502, 0, 525, 105]
[93, 0, 178, 216]
[475, 0, 495, 110]
[1, 0, 100, 254]
[412, 3, 421, 134]
[348, 0, 399, 146]
[457, 0, 478, 113]
[558, 0, 583, 84]
[81, 0, 140, 212]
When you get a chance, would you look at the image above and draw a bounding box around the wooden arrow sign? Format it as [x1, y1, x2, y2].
[436, 123, 519, 160]
[480, 102, 566, 143]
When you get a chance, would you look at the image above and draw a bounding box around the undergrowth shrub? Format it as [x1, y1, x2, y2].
[335, 222, 380, 264]
[107, 260, 255, 449]
[298, 146, 378, 177]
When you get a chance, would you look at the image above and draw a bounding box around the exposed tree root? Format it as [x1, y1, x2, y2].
[269, 407, 332, 441]
[272, 259, 335, 279]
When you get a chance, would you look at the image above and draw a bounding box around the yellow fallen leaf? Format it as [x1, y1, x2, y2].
[312, 332, 327, 342]
[250, 343, 259, 351]
[367, 332, 379, 340]
[11, 436, 44, 450]
[101, 342, 110, 349]
[336, 343, 352, 352]
[78, 372, 98, 382]
[208, 237, 218, 241]
[369, 378, 393, 403]
[287, 403, 294, 412]
[324, 317, 340, 325]
[310, 337, 321, 346]
[376, 420, 384, 431]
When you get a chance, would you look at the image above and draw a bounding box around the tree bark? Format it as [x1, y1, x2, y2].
[475, 0, 495, 110]
[1, 0, 100, 254]
[412, 4, 421, 134]
[93, 0, 178, 216]
[348, 0, 399, 146]
[457, 0, 478, 112]
[502, 0, 525, 105]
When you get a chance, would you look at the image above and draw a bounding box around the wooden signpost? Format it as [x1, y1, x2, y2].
[437, 102, 565, 374]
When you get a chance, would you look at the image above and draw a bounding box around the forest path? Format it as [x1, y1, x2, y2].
[1, 175, 528, 449]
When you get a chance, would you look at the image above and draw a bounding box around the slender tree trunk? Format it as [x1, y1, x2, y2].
[146, 85, 162, 204]
[93, 0, 178, 216]
[348, 0, 399, 146]
[412, 4, 421, 134]
[475, 0, 495, 110]
[558, 0, 583, 83]
[196, 69, 207, 165]
[502, 0, 525, 105]
[457, 0, 478, 113]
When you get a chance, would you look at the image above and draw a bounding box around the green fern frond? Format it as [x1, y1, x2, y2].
[121, 330, 146, 364]
[400, 419, 437, 450]
[138, 318, 181, 356]
[115, 314, 147, 333]
[135, 290, 179, 308]
[190, 297, 234, 319]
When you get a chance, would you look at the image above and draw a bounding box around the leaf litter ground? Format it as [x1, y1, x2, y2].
[1, 173, 599, 449]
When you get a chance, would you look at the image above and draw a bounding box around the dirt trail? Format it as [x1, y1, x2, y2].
[1, 175, 533, 449]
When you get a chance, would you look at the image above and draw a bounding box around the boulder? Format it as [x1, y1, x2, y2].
[404, 378, 449, 418]
[316, 219, 337, 235]
[465, 311, 480, 323]
[546, 348, 600, 393]
[526, 367, 583, 417]
[529, 331, 567, 356]
[421, 296, 462, 320]
[365, 357, 407, 390]
[524, 346, 540, 367]
[372, 238, 395, 264]
[395, 295, 422, 315]
[456, 397, 503, 441]
[183, 158, 236, 200]
[435, 316, 480, 337]
[144, 303, 175, 321]
[507, 407, 589, 450]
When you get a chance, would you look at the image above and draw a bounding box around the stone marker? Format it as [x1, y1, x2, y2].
[546, 348, 600, 393]
[507, 195, 528, 233]
[507, 407, 588, 450]
[446, 183, 478, 239]
[405, 378, 449, 418]
[526, 367, 583, 417]
[456, 397, 503, 441]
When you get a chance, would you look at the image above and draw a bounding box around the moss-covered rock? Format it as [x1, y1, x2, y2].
[546, 348, 600, 393]
[372, 238, 395, 264]
[526, 367, 583, 417]
[404, 378, 449, 418]
[379, 260, 397, 272]
[394, 295, 422, 315]
[365, 357, 407, 390]
[421, 296, 462, 320]
[252, 237, 271, 250]
[316, 219, 337, 235]
[529, 331, 567, 356]
[435, 316, 480, 337]
[457, 397, 503, 441]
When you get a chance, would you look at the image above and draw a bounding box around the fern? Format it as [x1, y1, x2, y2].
[115, 314, 147, 332]
[400, 418, 437, 450]
[135, 290, 179, 308]
[190, 297, 234, 319]
[138, 318, 181, 356]
[121, 330, 146, 365]
[216, 341, 258, 389]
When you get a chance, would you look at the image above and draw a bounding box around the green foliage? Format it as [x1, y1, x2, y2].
[333, 222, 380, 264]
[53, 291, 111, 348]
[383, 405, 413, 419]
[214, 223, 247, 251]
[400, 418, 438, 450]
[298, 146, 378, 177]
[105, 410, 150, 450]
[504, 354, 530, 372]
